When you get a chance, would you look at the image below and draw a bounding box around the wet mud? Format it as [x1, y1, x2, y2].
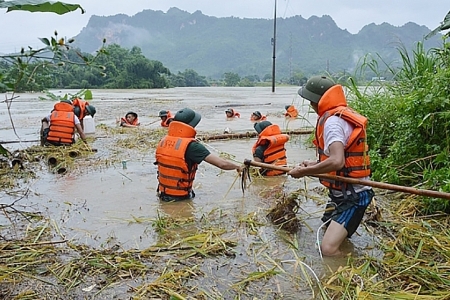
[0, 87, 379, 299]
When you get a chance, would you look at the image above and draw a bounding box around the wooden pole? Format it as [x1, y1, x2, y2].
[197, 128, 313, 141]
[243, 159, 450, 200]
[0, 139, 40, 144]
[144, 119, 160, 126]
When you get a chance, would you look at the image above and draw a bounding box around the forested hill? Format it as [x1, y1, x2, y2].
[74, 7, 442, 80]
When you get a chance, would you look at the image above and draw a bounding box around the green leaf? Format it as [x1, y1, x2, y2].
[0, 144, 9, 157]
[425, 10, 450, 39]
[39, 37, 50, 46]
[0, 0, 85, 15]
[434, 151, 448, 164]
[84, 89, 93, 100]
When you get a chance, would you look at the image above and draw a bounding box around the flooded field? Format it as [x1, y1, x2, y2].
[0, 87, 380, 299]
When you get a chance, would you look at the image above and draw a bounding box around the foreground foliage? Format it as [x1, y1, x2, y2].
[0, 0, 83, 14]
[324, 194, 450, 299]
[349, 39, 450, 213]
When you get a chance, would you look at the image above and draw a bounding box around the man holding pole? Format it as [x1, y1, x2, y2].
[155, 108, 243, 202]
[289, 75, 374, 257]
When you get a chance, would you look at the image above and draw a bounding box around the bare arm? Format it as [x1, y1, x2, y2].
[204, 153, 242, 172]
[253, 156, 263, 163]
[288, 141, 345, 178]
[75, 123, 87, 143]
[41, 118, 49, 130]
[121, 122, 140, 128]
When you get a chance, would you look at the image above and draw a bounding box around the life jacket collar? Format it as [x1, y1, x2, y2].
[168, 121, 197, 138]
[317, 85, 347, 117]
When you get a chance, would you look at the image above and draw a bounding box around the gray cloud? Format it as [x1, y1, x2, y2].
[0, 0, 448, 53]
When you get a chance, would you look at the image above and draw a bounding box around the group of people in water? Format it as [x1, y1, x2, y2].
[118, 109, 175, 128]
[40, 102, 297, 147]
[224, 104, 298, 122]
[39, 76, 375, 257]
[153, 76, 374, 257]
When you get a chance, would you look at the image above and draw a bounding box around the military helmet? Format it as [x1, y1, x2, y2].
[86, 105, 96, 117]
[174, 108, 202, 128]
[252, 111, 262, 119]
[254, 120, 272, 134]
[126, 111, 138, 118]
[60, 99, 73, 105]
[159, 110, 169, 117]
[298, 76, 335, 103]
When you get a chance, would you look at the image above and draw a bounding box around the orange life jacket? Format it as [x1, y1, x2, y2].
[72, 98, 89, 120]
[314, 85, 371, 191]
[155, 121, 198, 197]
[227, 109, 240, 118]
[47, 102, 76, 145]
[160, 111, 174, 127]
[252, 124, 289, 176]
[250, 114, 267, 121]
[121, 116, 139, 126]
[285, 105, 298, 118]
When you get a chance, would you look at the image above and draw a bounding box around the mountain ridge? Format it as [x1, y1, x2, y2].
[73, 7, 441, 79]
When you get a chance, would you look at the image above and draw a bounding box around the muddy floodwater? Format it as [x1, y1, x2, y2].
[0, 87, 379, 299]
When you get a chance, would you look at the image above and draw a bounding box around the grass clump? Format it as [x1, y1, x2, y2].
[348, 39, 450, 213]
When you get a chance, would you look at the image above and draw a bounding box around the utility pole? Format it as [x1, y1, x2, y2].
[271, 0, 277, 93]
[289, 32, 292, 84]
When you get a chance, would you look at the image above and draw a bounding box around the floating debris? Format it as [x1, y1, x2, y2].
[267, 192, 301, 233]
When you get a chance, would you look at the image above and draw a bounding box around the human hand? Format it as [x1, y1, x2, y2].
[288, 164, 308, 178]
[301, 159, 318, 167]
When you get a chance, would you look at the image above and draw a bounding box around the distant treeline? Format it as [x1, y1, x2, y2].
[0, 44, 309, 92]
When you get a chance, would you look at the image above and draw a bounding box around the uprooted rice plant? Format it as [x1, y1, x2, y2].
[4, 41, 450, 296]
[2, 122, 450, 299]
[321, 194, 450, 299]
[101, 126, 167, 151]
[1, 207, 309, 299]
[4, 184, 450, 299]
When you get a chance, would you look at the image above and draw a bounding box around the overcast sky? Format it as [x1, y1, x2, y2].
[0, 0, 448, 53]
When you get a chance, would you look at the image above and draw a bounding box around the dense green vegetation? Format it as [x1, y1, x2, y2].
[53, 44, 171, 89]
[1, 43, 214, 92]
[348, 39, 450, 213]
[1, 42, 301, 91]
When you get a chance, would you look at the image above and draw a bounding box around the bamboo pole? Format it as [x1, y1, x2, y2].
[143, 119, 160, 126]
[243, 159, 450, 200]
[198, 128, 313, 141]
[0, 139, 40, 144]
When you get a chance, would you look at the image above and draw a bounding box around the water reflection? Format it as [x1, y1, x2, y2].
[158, 199, 195, 219]
[248, 175, 289, 203]
[0, 87, 380, 296]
